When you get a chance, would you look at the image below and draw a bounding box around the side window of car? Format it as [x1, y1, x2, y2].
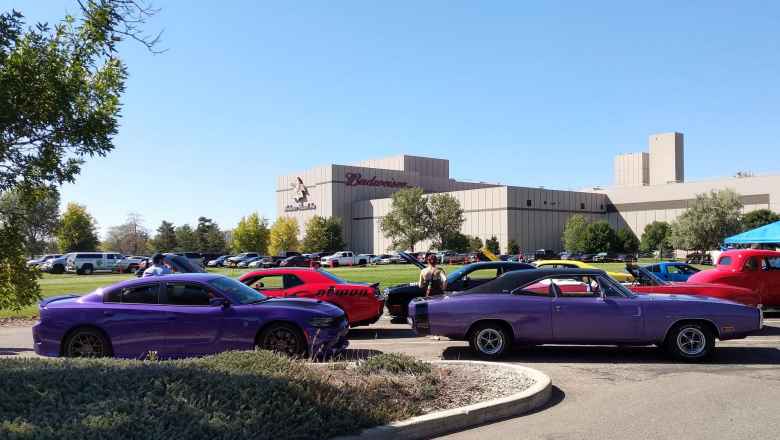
[767, 257, 780, 270]
[718, 256, 732, 266]
[253, 275, 284, 290]
[165, 283, 213, 306]
[104, 288, 121, 303]
[744, 257, 759, 271]
[549, 276, 600, 298]
[467, 268, 499, 280]
[121, 284, 159, 304]
[283, 275, 304, 289]
[596, 276, 626, 298]
[667, 265, 680, 274]
[513, 279, 552, 297]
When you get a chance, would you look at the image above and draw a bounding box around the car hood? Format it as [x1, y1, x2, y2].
[636, 293, 742, 306]
[256, 297, 344, 315]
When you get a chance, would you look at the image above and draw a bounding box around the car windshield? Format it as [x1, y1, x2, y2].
[208, 277, 267, 304]
[636, 266, 668, 285]
[317, 270, 345, 284]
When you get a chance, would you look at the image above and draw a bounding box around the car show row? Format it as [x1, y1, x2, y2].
[30, 248, 778, 363]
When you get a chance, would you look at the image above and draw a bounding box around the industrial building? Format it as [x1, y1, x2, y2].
[277, 133, 780, 253]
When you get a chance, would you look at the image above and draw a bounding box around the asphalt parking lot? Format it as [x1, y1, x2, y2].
[3, 315, 780, 440]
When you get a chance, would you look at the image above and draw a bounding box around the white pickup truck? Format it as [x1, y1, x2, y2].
[320, 251, 369, 267]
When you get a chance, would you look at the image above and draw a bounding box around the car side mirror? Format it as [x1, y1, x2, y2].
[209, 297, 230, 308]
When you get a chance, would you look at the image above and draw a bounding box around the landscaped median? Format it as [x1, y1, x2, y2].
[0, 351, 549, 439]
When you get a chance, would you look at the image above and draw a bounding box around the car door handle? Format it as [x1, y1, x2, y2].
[103, 311, 113, 317]
[554, 305, 561, 312]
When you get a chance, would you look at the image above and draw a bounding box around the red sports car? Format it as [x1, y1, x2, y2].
[687, 249, 780, 308]
[239, 268, 384, 327]
[626, 264, 760, 307]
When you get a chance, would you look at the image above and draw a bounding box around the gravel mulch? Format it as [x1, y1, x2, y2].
[424, 363, 534, 412]
[0, 318, 38, 327]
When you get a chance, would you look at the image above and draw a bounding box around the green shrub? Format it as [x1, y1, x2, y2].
[356, 353, 432, 376]
[0, 351, 437, 440]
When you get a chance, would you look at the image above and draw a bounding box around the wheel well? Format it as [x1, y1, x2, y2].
[60, 325, 114, 356]
[664, 319, 720, 343]
[255, 320, 306, 346]
[466, 319, 515, 343]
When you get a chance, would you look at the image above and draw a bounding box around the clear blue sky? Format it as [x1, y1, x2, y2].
[11, 1, 780, 237]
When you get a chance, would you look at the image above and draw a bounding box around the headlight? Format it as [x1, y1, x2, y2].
[309, 316, 337, 328]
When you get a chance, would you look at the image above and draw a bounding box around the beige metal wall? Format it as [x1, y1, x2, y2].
[649, 132, 684, 185]
[597, 174, 780, 237]
[614, 152, 649, 186]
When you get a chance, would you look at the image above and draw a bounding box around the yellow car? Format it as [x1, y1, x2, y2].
[533, 260, 634, 282]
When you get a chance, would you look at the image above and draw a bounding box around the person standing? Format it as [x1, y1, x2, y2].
[142, 253, 173, 277]
[418, 253, 447, 297]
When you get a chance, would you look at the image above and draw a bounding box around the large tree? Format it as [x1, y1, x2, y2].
[671, 189, 743, 252]
[380, 187, 430, 252]
[0, 187, 60, 256]
[103, 212, 149, 255]
[195, 216, 226, 253]
[302, 216, 345, 254]
[615, 228, 640, 254]
[507, 239, 520, 255]
[231, 213, 269, 254]
[0, 1, 159, 309]
[742, 209, 780, 231]
[269, 217, 299, 256]
[443, 232, 471, 253]
[425, 193, 465, 250]
[485, 236, 500, 255]
[562, 214, 589, 252]
[151, 220, 177, 252]
[57, 203, 99, 252]
[583, 221, 617, 253]
[640, 221, 672, 254]
[174, 224, 197, 252]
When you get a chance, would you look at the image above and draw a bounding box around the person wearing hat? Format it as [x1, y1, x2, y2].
[418, 253, 447, 297]
[142, 253, 173, 277]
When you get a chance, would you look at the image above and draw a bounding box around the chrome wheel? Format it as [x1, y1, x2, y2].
[66, 332, 106, 357]
[676, 327, 706, 356]
[476, 328, 504, 355]
[261, 325, 303, 357]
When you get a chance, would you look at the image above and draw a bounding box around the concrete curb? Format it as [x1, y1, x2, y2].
[333, 360, 552, 440]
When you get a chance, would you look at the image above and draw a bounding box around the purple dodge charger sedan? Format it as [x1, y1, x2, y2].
[409, 268, 763, 361]
[33, 273, 349, 359]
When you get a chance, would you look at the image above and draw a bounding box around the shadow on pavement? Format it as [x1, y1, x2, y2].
[441, 345, 780, 365]
[348, 328, 418, 340]
[0, 348, 34, 356]
[756, 326, 780, 336]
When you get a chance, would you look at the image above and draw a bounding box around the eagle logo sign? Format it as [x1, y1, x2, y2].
[291, 177, 310, 205]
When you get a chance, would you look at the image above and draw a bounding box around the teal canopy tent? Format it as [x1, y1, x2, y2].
[724, 221, 780, 245]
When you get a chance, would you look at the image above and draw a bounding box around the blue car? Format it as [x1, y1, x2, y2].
[644, 262, 701, 282]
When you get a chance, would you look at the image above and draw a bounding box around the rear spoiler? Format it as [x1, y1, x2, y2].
[39, 294, 79, 309]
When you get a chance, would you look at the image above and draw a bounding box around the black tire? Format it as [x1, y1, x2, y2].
[332, 261, 340, 267]
[257, 323, 307, 357]
[664, 322, 715, 362]
[81, 264, 94, 275]
[469, 322, 511, 359]
[63, 327, 111, 358]
[52, 264, 64, 274]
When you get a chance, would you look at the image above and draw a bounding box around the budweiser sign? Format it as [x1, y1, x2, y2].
[345, 172, 408, 188]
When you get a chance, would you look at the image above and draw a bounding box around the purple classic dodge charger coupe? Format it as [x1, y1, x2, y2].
[33, 273, 349, 359]
[409, 268, 763, 361]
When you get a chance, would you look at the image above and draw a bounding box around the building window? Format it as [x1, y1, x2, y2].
[580, 203, 585, 210]
[543, 201, 547, 205]
[600, 204, 604, 210]
[526, 199, 532, 207]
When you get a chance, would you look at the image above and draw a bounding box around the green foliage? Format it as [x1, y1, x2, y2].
[583, 221, 617, 253]
[0, 350, 441, 440]
[0, 216, 41, 310]
[485, 235, 500, 254]
[151, 220, 177, 252]
[231, 213, 269, 254]
[507, 239, 520, 255]
[356, 353, 432, 376]
[640, 221, 672, 253]
[56, 203, 99, 252]
[174, 224, 197, 251]
[102, 212, 149, 255]
[670, 189, 743, 251]
[468, 236, 483, 252]
[195, 217, 226, 253]
[562, 214, 589, 252]
[442, 232, 470, 253]
[741, 209, 779, 231]
[302, 216, 345, 254]
[426, 193, 465, 250]
[269, 217, 300, 256]
[380, 187, 430, 252]
[615, 228, 640, 253]
[0, 187, 60, 256]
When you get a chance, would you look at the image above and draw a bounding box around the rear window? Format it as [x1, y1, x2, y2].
[718, 256, 732, 266]
[767, 257, 780, 269]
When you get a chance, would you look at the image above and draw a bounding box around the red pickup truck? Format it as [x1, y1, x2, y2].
[688, 249, 780, 309]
